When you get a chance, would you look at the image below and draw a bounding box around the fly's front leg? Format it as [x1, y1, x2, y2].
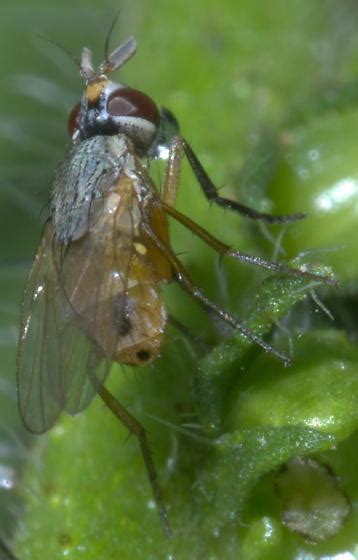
[160, 136, 184, 208]
[89, 373, 172, 538]
[182, 138, 306, 224]
[141, 223, 291, 366]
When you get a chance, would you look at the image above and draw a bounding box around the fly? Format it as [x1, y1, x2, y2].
[16, 35, 336, 538]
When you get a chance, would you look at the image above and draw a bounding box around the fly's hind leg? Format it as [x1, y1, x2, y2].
[89, 373, 172, 538]
[141, 223, 291, 366]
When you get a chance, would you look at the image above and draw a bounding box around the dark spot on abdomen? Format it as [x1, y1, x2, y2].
[114, 293, 132, 336]
[136, 349, 151, 362]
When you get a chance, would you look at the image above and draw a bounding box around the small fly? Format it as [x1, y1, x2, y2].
[16, 35, 336, 537]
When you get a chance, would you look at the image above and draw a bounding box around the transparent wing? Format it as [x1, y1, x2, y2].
[17, 222, 63, 433]
[17, 186, 167, 434]
[17, 222, 111, 434]
[57, 310, 111, 416]
[54, 206, 130, 362]
[56, 189, 167, 368]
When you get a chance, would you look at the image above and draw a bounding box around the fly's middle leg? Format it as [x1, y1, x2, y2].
[160, 202, 337, 287]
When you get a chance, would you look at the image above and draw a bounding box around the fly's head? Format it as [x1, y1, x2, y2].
[68, 36, 179, 157]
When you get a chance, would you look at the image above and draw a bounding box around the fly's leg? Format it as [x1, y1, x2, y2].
[141, 223, 291, 365]
[160, 202, 337, 287]
[89, 373, 172, 538]
[180, 137, 305, 224]
[160, 136, 183, 208]
[159, 137, 334, 283]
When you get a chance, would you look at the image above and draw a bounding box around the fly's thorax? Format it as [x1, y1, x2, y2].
[51, 134, 138, 243]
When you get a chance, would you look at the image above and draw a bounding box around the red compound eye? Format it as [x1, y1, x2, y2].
[68, 102, 81, 136]
[107, 87, 160, 125]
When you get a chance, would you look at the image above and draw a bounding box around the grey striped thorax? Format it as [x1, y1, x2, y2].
[51, 134, 144, 243]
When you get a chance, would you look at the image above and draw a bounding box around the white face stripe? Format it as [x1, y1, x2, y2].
[116, 116, 156, 145]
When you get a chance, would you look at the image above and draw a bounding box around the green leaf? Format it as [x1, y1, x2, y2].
[196, 426, 336, 532]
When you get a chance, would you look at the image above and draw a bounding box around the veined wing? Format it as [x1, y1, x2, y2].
[17, 221, 111, 434]
[17, 185, 167, 434]
[55, 187, 167, 368]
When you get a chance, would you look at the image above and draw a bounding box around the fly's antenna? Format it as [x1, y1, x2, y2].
[80, 47, 95, 80]
[36, 34, 81, 71]
[100, 8, 137, 74]
[100, 35, 137, 75]
[103, 8, 122, 63]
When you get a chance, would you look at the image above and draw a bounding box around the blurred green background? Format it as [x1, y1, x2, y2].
[1, 0, 358, 558]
